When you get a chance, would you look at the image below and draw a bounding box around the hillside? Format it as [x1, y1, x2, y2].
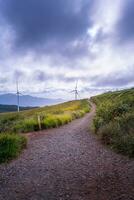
[0, 93, 63, 107]
[92, 88, 134, 157]
[0, 99, 90, 135]
[0, 99, 90, 163]
[0, 104, 35, 113]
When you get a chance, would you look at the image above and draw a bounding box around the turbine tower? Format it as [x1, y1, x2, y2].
[16, 80, 20, 112]
[74, 81, 78, 100]
[71, 81, 79, 100]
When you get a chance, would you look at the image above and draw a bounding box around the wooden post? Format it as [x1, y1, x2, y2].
[37, 115, 41, 130]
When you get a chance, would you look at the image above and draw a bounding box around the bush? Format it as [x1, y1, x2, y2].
[44, 114, 72, 128]
[97, 121, 120, 145]
[44, 115, 59, 128]
[13, 118, 39, 133]
[93, 117, 105, 133]
[0, 114, 22, 133]
[72, 110, 85, 119]
[59, 114, 72, 124]
[0, 134, 27, 163]
[92, 88, 134, 157]
[112, 134, 134, 157]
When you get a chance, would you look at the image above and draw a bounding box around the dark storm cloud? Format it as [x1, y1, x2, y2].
[55, 73, 93, 83]
[32, 70, 77, 83]
[56, 74, 78, 83]
[91, 67, 134, 87]
[117, 0, 134, 43]
[13, 70, 26, 80]
[33, 70, 51, 82]
[0, 0, 94, 55]
[32, 70, 89, 83]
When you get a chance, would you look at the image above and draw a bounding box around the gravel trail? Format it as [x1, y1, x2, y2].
[0, 103, 134, 200]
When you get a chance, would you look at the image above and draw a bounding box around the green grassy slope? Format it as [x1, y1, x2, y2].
[92, 88, 134, 157]
[0, 99, 90, 134]
[0, 99, 90, 163]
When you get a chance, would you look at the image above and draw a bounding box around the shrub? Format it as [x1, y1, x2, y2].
[93, 117, 105, 133]
[13, 118, 39, 133]
[0, 134, 27, 163]
[44, 114, 72, 128]
[59, 114, 72, 124]
[92, 88, 134, 157]
[72, 110, 85, 119]
[0, 114, 23, 133]
[112, 134, 134, 157]
[97, 121, 120, 145]
[44, 115, 58, 128]
[83, 107, 90, 113]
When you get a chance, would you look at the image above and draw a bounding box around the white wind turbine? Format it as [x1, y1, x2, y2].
[70, 81, 80, 100]
[16, 79, 22, 112]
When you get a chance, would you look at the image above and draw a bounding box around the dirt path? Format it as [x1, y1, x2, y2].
[0, 103, 134, 200]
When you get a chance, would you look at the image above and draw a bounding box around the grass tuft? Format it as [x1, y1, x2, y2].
[0, 134, 27, 163]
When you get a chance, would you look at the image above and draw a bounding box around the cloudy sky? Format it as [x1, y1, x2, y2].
[0, 0, 134, 99]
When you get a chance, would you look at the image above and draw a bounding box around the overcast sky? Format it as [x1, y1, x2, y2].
[0, 0, 134, 99]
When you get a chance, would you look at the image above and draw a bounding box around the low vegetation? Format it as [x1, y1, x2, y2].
[92, 88, 134, 157]
[0, 99, 90, 134]
[0, 134, 27, 163]
[0, 99, 90, 163]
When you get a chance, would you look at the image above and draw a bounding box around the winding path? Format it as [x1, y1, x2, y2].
[0, 103, 134, 200]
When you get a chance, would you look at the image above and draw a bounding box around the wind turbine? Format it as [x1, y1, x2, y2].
[71, 81, 79, 100]
[16, 80, 21, 112]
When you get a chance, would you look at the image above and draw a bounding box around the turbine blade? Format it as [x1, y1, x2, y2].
[69, 90, 75, 93]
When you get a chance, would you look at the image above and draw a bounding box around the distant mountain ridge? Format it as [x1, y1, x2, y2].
[0, 104, 35, 113]
[0, 93, 64, 107]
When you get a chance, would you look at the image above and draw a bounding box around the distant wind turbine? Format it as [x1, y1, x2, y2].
[70, 81, 80, 100]
[16, 80, 21, 112]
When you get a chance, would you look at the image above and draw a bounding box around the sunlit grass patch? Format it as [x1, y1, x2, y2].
[0, 134, 27, 163]
[13, 118, 39, 133]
